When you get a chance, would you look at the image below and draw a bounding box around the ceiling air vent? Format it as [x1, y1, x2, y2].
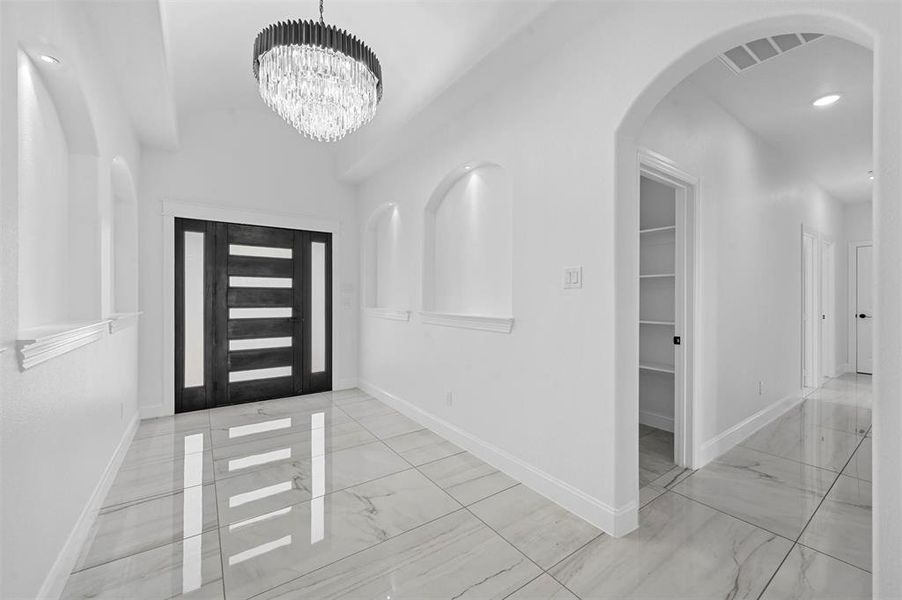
[719, 33, 823, 73]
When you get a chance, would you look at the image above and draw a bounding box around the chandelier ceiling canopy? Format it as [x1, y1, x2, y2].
[253, 0, 383, 142]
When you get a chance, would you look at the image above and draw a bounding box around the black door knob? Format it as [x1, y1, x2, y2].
[859, 313, 867, 318]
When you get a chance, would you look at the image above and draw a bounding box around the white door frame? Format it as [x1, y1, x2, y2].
[848, 240, 873, 375]
[801, 226, 821, 392]
[638, 149, 697, 468]
[155, 199, 343, 418]
[820, 237, 836, 379]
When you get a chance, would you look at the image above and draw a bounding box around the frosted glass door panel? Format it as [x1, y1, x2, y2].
[229, 244, 292, 259]
[184, 231, 205, 387]
[229, 276, 293, 288]
[311, 242, 326, 373]
[229, 307, 293, 319]
[229, 337, 292, 351]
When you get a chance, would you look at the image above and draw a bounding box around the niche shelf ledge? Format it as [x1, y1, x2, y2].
[640, 225, 676, 234]
[640, 273, 676, 279]
[17, 320, 111, 370]
[419, 311, 514, 334]
[639, 362, 675, 374]
[364, 308, 411, 321]
[107, 312, 143, 334]
[640, 320, 675, 326]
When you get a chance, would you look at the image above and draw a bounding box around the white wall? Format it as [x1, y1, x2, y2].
[365, 205, 407, 309]
[0, 2, 141, 597]
[355, 3, 898, 541]
[638, 81, 844, 448]
[138, 108, 359, 415]
[837, 201, 872, 371]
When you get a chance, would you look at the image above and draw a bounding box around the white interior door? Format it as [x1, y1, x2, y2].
[820, 240, 835, 380]
[802, 233, 816, 390]
[855, 244, 873, 374]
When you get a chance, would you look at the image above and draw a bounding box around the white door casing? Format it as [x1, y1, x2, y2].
[855, 244, 873, 374]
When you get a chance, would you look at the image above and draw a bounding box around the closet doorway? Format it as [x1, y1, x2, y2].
[175, 218, 332, 413]
[638, 151, 695, 489]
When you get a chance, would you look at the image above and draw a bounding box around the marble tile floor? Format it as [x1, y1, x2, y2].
[63, 375, 872, 599]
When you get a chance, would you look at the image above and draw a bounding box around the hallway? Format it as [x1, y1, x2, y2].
[63, 375, 871, 599]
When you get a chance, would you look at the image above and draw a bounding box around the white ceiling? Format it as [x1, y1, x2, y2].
[84, 1, 178, 149]
[159, 0, 555, 141]
[688, 35, 873, 204]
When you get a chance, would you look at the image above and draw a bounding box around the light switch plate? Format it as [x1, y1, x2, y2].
[563, 266, 583, 289]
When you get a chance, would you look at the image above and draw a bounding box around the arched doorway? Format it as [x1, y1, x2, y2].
[609, 8, 900, 595]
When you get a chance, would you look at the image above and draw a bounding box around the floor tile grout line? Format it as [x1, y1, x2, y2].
[241, 507, 473, 600]
[211, 391, 464, 600]
[212, 466, 228, 600]
[543, 527, 606, 577]
[666, 487, 810, 546]
[458, 496, 583, 599]
[752, 378, 874, 600]
[343, 394, 574, 599]
[502, 572, 548, 599]
[791, 430, 869, 543]
[735, 439, 852, 476]
[68, 524, 221, 575]
[210, 433, 386, 482]
[754, 541, 799, 600]
[352, 392, 596, 600]
[793, 538, 873, 574]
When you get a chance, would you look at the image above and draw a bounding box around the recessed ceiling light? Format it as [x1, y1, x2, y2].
[39, 54, 60, 65]
[812, 93, 841, 107]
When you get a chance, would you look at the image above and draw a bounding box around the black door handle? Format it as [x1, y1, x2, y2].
[859, 314, 867, 319]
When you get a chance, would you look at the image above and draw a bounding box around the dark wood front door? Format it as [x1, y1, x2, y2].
[175, 218, 332, 412]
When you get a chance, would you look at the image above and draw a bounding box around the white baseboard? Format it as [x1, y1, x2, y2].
[333, 377, 358, 391]
[37, 412, 139, 599]
[139, 403, 168, 420]
[639, 409, 674, 433]
[695, 393, 803, 468]
[357, 379, 636, 537]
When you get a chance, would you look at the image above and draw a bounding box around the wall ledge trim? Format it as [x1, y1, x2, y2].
[364, 307, 410, 321]
[37, 413, 139, 599]
[695, 392, 804, 468]
[419, 311, 514, 333]
[358, 379, 634, 536]
[17, 320, 111, 370]
[107, 312, 142, 334]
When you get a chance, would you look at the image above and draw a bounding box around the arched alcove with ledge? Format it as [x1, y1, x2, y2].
[421, 162, 513, 333]
[108, 156, 141, 333]
[16, 46, 107, 367]
[363, 202, 409, 320]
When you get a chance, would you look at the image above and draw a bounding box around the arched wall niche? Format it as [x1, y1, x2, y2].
[422, 162, 513, 331]
[110, 155, 139, 314]
[363, 202, 408, 318]
[17, 46, 103, 331]
[609, 9, 879, 538]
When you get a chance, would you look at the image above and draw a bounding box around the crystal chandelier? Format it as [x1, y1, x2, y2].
[253, 0, 383, 142]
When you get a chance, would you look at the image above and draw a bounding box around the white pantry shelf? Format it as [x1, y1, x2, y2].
[639, 362, 676, 375]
